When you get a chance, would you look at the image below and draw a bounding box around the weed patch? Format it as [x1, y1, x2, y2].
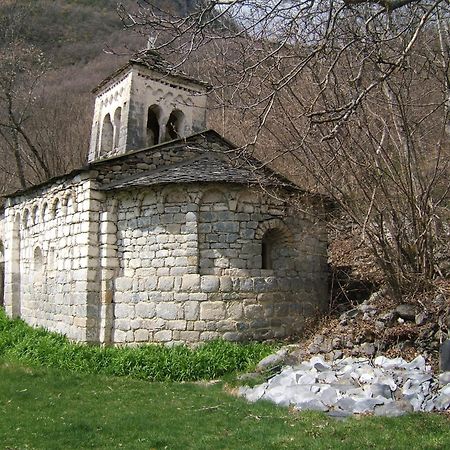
[0, 309, 274, 381]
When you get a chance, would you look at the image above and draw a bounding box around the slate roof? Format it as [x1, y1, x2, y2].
[100, 152, 293, 191]
[4, 130, 327, 207]
[93, 49, 210, 94]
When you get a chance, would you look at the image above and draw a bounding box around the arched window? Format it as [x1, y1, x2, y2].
[113, 107, 122, 149]
[165, 109, 184, 141]
[262, 229, 276, 270]
[146, 105, 161, 146]
[100, 113, 113, 154]
[261, 228, 292, 271]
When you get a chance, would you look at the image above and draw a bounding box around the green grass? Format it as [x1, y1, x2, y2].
[1, 362, 450, 450]
[0, 310, 274, 381]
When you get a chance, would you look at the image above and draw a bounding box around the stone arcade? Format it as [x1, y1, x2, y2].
[0, 51, 328, 344]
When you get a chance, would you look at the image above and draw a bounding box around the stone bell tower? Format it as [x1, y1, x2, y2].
[88, 50, 209, 163]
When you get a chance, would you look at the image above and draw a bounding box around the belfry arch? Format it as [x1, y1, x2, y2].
[100, 113, 114, 154]
[146, 105, 161, 146]
[165, 109, 185, 141]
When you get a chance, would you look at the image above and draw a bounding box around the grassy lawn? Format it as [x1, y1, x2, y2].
[1, 362, 450, 450]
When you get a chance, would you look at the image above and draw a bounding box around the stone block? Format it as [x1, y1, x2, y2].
[245, 304, 265, 319]
[134, 329, 149, 342]
[220, 276, 233, 292]
[179, 331, 200, 342]
[239, 278, 254, 292]
[227, 301, 244, 319]
[182, 274, 201, 292]
[166, 320, 187, 331]
[201, 275, 220, 293]
[217, 320, 236, 332]
[200, 331, 220, 341]
[185, 212, 197, 222]
[223, 332, 241, 341]
[115, 304, 134, 319]
[100, 222, 117, 234]
[141, 318, 165, 331]
[158, 276, 175, 291]
[135, 302, 156, 319]
[154, 330, 173, 342]
[193, 321, 207, 331]
[184, 302, 199, 320]
[113, 329, 127, 343]
[200, 302, 226, 320]
[156, 302, 178, 320]
[115, 277, 133, 291]
[156, 267, 170, 276]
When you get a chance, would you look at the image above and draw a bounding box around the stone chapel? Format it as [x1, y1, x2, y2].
[0, 50, 329, 344]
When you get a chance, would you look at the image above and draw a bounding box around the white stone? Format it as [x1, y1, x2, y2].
[200, 302, 226, 320]
[156, 303, 179, 320]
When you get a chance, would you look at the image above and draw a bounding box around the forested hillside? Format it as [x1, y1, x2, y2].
[0, 0, 198, 193]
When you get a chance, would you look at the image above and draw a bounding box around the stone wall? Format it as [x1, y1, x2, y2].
[108, 183, 328, 344]
[1, 173, 328, 345]
[1, 171, 102, 341]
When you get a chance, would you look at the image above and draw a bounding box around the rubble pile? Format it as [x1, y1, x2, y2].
[239, 355, 450, 417]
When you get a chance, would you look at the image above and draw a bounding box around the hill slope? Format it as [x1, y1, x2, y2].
[0, 0, 199, 192]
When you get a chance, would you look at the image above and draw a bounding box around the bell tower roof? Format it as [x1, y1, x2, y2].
[93, 49, 210, 95]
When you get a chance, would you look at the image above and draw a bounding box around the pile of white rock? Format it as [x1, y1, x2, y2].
[239, 355, 450, 417]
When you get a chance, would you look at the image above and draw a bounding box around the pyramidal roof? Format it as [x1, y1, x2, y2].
[93, 49, 210, 94]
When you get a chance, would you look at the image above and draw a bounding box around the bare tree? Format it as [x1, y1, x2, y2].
[120, 0, 450, 297]
[0, 1, 91, 192]
[0, 41, 52, 189]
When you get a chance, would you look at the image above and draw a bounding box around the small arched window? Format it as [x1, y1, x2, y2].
[100, 113, 114, 154]
[41, 202, 48, 221]
[113, 107, 122, 149]
[32, 205, 39, 225]
[34, 246, 43, 275]
[66, 195, 73, 213]
[47, 247, 56, 272]
[52, 198, 61, 219]
[165, 109, 184, 141]
[22, 209, 30, 229]
[146, 105, 161, 146]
